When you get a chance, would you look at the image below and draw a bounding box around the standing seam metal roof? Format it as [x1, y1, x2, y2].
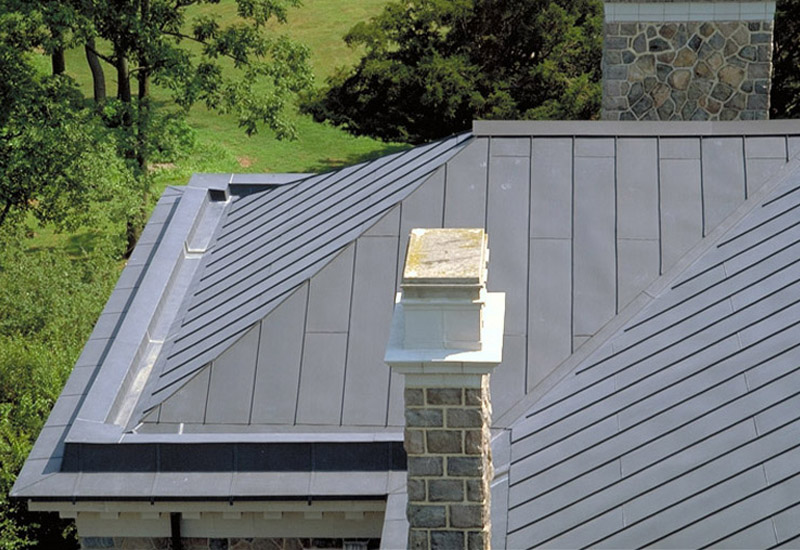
[141, 133, 472, 413]
[506, 157, 800, 548]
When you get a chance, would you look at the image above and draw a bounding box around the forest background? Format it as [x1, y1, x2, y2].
[1, 0, 798, 547]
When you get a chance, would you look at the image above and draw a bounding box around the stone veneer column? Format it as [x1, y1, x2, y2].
[384, 228, 505, 550]
[601, 0, 776, 120]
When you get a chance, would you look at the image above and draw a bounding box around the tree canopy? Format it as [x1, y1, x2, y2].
[771, 0, 800, 118]
[303, 0, 603, 144]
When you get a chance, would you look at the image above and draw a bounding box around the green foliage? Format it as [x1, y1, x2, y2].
[0, 12, 135, 233]
[303, 0, 603, 143]
[0, 239, 120, 549]
[771, 0, 800, 118]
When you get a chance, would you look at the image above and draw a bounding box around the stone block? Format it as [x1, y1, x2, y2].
[464, 389, 482, 407]
[606, 36, 628, 50]
[660, 24, 677, 40]
[408, 505, 446, 528]
[465, 430, 483, 455]
[633, 33, 647, 54]
[711, 82, 734, 102]
[648, 38, 670, 52]
[748, 94, 768, 110]
[466, 479, 486, 502]
[748, 63, 771, 79]
[408, 478, 426, 502]
[431, 531, 464, 550]
[707, 52, 724, 71]
[427, 430, 463, 453]
[448, 457, 482, 477]
[467, 531, 488, 550]
[657, 98, 675, 120]
[708, 32, 725, 51]
[426, 388, 462, 405]
[674, 48, 696, 67]
[739, 45, 757, 61]
[699, 23, 714, 38]
[405, 388, 424, 406]
[726, 92, 746, 110]
[718, 22, 740, 38]
[718, 65, 745, 88]
[631, 95, 654, 117]
[606, 65, 628, 80]
[724, 39, 738, 57]
[429, 479, 464, 501]
[668, 69, 690, 91]
[450, 505, 484, 528]
[406, 429, 426, 454]
[752, 32, 772, 44]
[406, 409, 443, 428]
[210, 540, 229, 550]
[732, 26, 750, 47]
[447, 408, 483, 428]
[409, 456, 444, 476]
[409, 529, 429, 550]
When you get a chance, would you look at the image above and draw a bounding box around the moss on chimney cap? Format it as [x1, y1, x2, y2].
[402, 228, 488, 286]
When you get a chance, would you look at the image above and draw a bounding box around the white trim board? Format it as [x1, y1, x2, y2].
[604, 1, 776, 22]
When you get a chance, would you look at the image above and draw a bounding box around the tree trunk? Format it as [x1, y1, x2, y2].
[85, 40, 107, 102]
[116, 54, 131, 104]
[51, 48, 66, 75]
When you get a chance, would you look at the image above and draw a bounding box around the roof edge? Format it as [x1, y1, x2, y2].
[473, 119, 800, 137]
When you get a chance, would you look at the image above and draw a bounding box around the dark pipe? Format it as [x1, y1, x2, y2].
[170, 512, 182, 550]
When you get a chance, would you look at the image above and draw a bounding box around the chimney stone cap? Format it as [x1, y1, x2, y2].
[384, 292, 505, 370]
[402, 228, 487, 287]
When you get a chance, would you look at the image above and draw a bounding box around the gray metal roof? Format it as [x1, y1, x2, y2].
[12, 120, 800, 547]
[139, 123, 800, 435]
[139, 133, 472, 414]
[505, 154, 800, 548]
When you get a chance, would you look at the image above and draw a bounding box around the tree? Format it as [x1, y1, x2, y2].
[80, 0, 314, 252]
[771, 0, 800, 118]
[0, 11, 132, 232]
[303, 0, 603, 144]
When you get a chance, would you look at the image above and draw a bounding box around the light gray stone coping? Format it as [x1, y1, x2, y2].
[605, 1, 775, 21]
[472, 119, 800, 136]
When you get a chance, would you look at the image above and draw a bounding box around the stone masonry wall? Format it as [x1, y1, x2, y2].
[602, 20, 773, 120]
[404, 378, 493, 550]
[81, 537, 378, 549]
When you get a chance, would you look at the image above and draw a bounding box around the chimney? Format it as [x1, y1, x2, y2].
[601, 0, 776, 120]
[385, 228, 505, 550]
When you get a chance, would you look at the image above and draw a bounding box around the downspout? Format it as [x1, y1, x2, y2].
[170, 512, 182, 550]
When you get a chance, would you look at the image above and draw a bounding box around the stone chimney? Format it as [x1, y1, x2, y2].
[385, 228, 505, 550]
[601, 0, 776, 120]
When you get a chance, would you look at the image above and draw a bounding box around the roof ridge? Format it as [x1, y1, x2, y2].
[494, 152, 800, 430]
